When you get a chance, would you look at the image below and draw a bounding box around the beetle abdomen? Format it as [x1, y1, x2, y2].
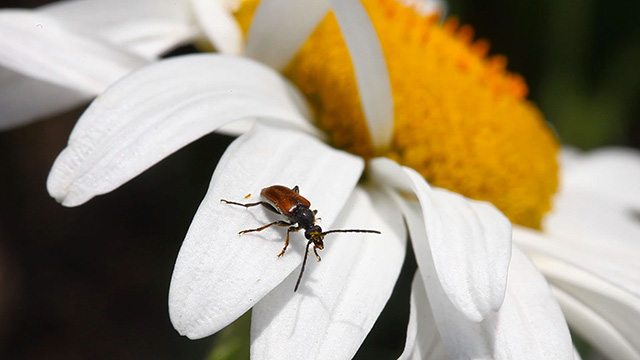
[260, 185, 311, 217]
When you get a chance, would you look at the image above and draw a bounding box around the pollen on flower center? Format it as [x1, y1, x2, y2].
[235, 0, 559, 229]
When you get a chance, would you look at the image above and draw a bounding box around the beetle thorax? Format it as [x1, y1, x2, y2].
[293, 207, 316, 228]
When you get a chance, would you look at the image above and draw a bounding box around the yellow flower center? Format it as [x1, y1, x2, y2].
[235, 0, 559, 229]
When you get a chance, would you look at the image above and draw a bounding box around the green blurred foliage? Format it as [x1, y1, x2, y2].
[206, 312, 251, 360]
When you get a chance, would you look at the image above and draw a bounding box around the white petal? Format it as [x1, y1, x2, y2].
[366, 156, 414, 192]
[408, 179, 511, 321]
[370, 158, 511, 321]
[561, 147, 640, 211]
[515, 227, 640, 359]
[558, 146, 583, 171]
[246, 0, 330, 70]
[514, 224, 640, 298]
[387, 193, 474, 358]
[0, 67, 91, 130]
[547, 266, 640, 360]
[487, 248, 574, 359]
[250, 186, 406, 360]
[0, 10, 148, 93]
[544, 182, 640, 307]
[215, 118, 257, 136]
[398, 271, 450, 360]
[191, 0, 243, 55]
[330, 0, 394, 151]
[40, 0, 197, 58]
[552, 286, 640, 360]
[1, 0, 196, 128]
[47, 54, 315, 207]
[547, 188, 640, 250]
[169, 123, 364, 339]
[388, 192, 572, 359]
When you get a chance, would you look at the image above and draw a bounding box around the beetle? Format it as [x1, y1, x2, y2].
[221, 185, 381, 292]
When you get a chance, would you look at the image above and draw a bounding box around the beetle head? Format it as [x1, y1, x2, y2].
[305, 224, 325, 249]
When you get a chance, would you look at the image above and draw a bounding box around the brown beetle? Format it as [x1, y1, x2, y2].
[221, 185, 380, 292]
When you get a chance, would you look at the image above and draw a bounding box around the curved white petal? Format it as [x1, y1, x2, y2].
[0, 0, 196, 129]
[47, 54, 315, 207]
[488, 248, 573, 359]
[191, 0, 243, 55]
[514, 224, 640, 298]
[545, 259, 640, 341]
[0, 67, 91, 130]
[169, 123, 364, 339]
[0, 10, 148, 94]
[370, 158, 511, 321]
[215, 118, 257, 136]
[560, 147, 640, 211]
[246, 0, 330, 70]
[540, 192, 640, 296]
[515, 227, 640, 359]
[545, 264, 640, 360]
[552, 286, 640, 360]
[547, 188, 640, 251]
[409, 179, 511, 321]
[250, 186, 406, 360]
[398, 271, 450, 360]
[547, 166, 640, 298]
[40, 0, 197, 58]
[387, 192, 572, 359]
[546, 152, 640, 296]
[330, 0, 394, 151]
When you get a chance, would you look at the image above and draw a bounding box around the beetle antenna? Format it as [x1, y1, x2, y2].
[294, 241, 314, 292]
[321, 229, 381, 236]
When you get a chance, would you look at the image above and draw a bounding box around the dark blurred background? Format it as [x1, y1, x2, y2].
[1, 0, 638, 359]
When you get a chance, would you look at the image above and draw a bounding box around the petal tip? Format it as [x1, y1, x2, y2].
[169, 304, 214, 340]
[46, 180, 67, 206]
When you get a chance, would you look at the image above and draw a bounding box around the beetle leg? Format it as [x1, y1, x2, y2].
[239, 220, 291, 235]
[278, 226, 302, 257]
[313, 244, 322, 262]
[221, 199, 280, 215]
[221, 199, 264, 208]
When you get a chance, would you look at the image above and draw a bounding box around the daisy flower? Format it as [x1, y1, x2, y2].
[0, 0, 242, 129]
[44, 0, 578, 358]
[263, 1, 640, 357]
